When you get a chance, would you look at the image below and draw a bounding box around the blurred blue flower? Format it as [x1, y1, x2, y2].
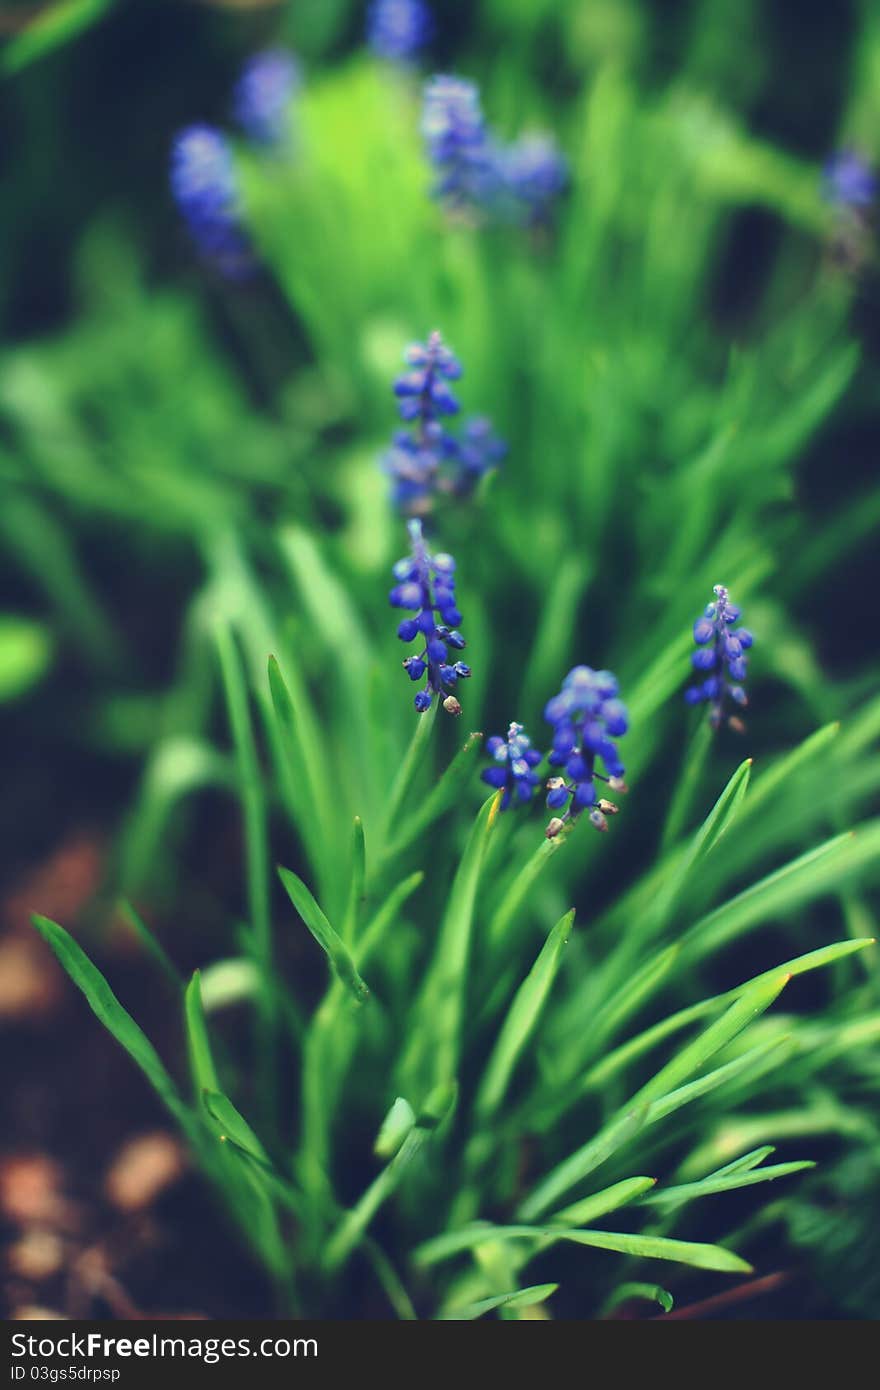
[823, 149, 876, 210]
[382, 333, 505, 514]
[481, 723, 543, 809]
[422, 75, 501, 213]
[368, 0, 433, 61]
[232, 48, 301, 148]
[543, 666, 628, 834]
[686, 584, 753, 728]
[502, 133, 568, 224]
[390, 519, 471, 714]
[169, 125, 253, 278]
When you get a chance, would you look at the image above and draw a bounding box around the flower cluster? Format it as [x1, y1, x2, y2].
[822, 149, 876, 272]
[382, 332, 505, 514]
[481, 724, 543, 809]
[501, 135, 570, 226]
[686, 585, 753, 729]
[421, 75, 567, 226]
[169, 125, 253, 279]
[421, 75, 501, 213]
[543, 667, 628, 835]
[390, 519, 471, 714]
[232, 48, 301, 148]
[823, 149, 876, 210]
[368, 0, 433, 61]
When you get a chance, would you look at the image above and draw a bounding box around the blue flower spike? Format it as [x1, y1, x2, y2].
[368, 0, 433, 61]
[542, 667, 628, 837]
[823, 149, 876, 211]
[169, 125, 253, 278]
[481, 723, 543, 809]
[502, 133, 569, 225]
[422, 75, 501, 215]
[232, 48, 301, 149]
[390, 518, 471, 715]
[382, 331, 505, 514]
[686, 584, 754, 730]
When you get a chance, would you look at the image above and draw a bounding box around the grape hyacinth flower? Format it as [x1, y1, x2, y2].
[481, 723, 543, 809]
[368, 0, 433, 61]
[502, 133, 568, 225]
[686, 584, 753, 730]
[232, 48, 301, 148]
[543, 667, 628, 836]
[382, 332, 505, 514]
[390, 519, 471, 714]
[422, 75, 500, 214]
[169, 125, 253, 278]
[823, 149, 876, 210]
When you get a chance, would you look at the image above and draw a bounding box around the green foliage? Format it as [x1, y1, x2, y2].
[8, 0, 880, 1320]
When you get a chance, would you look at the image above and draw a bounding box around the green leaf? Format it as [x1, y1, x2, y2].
[202, 1090, 270, 1165]
[438, 1284, 558, 1321]
[356, 870, 424, 969]
[519, 973, 789, 1219]
[2, 0, 115, 76]
[31, 915, 195, 1139]
[581, 938, 875, 1093]
[0, 616, 53, 701]
[643, 1160, 815, 1209]
[184, 972, 220, 1099]
[604, 1282, 674, 1315]
[215, 624, 271, 974]
[278, 866, 369, 1002]
[323, 1082, 457, 1271]
[485, 834, 567, 953]
[549, 1177, 657, 1227]
[660, 717, 713, 850]
[377, 731, 485, 873]
[118, 899, 181, 992]
[682, 828, 880, 962]
[374, 1097, 416, 1159]
[342, 816, 366, 946]
[633, 973, 790, 1108]
[474, 909, 574, 1120]
[415, 1224, 751, 1275]
[402, 793, 500, 1091]
[381, 701, 437, 837]
[267, 654, 332, 878]
[646, 757, 752, 937]
[643, 1034, 791, 1124]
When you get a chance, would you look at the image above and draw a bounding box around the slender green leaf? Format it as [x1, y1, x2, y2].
[184, 971, 220, 1099]
[118, 899, 181, 992]
[485, 834, 567, 953]
[378, 732, 485, 874]
[375, 1097, 416, 1159]
[278, 866, 369, 1002]
[643, 1160, 815, 1209]
[202, 1090, 271, 1166]
[438, 1284, 558, 1321]
[31, 915, 195, 1138]
[402, 793, 500, 1091]
[323, 1082, 457, 1271]
[520, 974, 789, 1219]
[475, 910, 574, 1121]
[415, 1223, 751, 1275]
[550, 1177, 657, 1227]
[604, 1282, 674, 1315]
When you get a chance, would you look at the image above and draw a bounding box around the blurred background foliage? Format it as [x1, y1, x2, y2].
[1, 0, 879, 1319]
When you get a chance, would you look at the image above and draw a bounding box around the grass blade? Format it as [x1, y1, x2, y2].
[278, 866, 369, 1002]
[474, 910, 574, 1122]
[31, 915, 195, 1139]
[438, 1284, 558, 1321]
